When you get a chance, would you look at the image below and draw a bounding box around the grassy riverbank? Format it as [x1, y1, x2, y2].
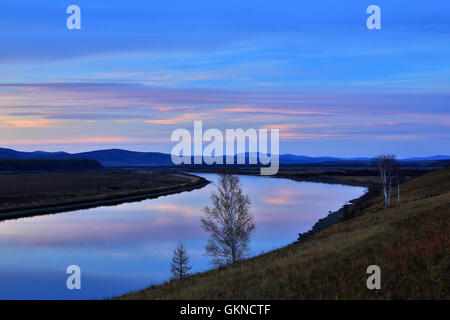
[118, 167, 449, 299]
[146, 165, 434, 187]
[0, 170, 209, 220]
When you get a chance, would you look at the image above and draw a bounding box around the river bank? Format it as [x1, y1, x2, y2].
[0, 170, 209, 221]
[0, 171, 364, 299]
[134, 166, 389, 187]
[117, 167, 449, 299]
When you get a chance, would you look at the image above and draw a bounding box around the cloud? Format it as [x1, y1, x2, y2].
[0, 117, 57, 128]
[0, 137, 168, 146]
[362, 121, 399, 127]
[218, 108, 331, 116]
[280, 132, 339, 140]
[1, 82, 448, 115]
[0, 81, 448, 154]
[144, 113, 211, 125]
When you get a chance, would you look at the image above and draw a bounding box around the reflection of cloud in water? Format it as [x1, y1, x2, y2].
[255, 212, 322, 223]
[0, 207, 205, 246]
[260, 187, 354, 206]
[0, 176, 363, 247]
[144, 203, 202, 218]
[0, 173, 365, 299]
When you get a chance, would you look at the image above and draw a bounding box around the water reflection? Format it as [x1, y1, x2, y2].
[0, 174, 365, 299]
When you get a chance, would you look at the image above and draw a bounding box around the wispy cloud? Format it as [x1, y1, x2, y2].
[0, 137, 168, 146]
[218, 108, 331, 116]
[144, 113, 211, 125]
[280, 132, 339, 140]
[0, 116, 57, 128]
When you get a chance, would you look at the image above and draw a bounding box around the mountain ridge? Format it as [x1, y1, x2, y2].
[0, 147, 449, 167]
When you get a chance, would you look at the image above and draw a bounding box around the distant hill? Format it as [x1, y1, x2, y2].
[0, 148, 449, 167]
[278, 154, 371, 163]
[0, 159, 103, 171]
[0, 148, 171, 167]
[401, 155, 450, 161]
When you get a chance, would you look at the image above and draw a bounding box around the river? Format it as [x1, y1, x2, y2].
[0, 173, 365, 299]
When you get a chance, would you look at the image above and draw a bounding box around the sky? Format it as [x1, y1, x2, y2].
[0, 0, 449, 157]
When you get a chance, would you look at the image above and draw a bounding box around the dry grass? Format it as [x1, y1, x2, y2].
[118, 167, 450, 300]
[0, 170, 207, 215]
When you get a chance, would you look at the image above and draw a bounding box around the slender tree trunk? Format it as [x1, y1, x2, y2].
[387, 181, 392, 207]
[374, 154, 397, 208]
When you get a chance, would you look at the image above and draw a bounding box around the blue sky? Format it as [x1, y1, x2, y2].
[0, 0, 449, 157]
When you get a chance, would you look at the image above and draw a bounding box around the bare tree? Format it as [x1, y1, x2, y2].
[373, 154, 397, 207]
[201, 174, 255, 266]
[170, 243, 192, 281]
[396, 165, 401, 206]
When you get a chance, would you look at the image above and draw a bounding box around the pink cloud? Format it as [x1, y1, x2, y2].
[362, 121, 399, 127]
[266, 123, 328, 131]
[144, 113, 211, 125]
[0, 137, 168, 145]
[217, 107, 330, 115]
[280, 132, 339, 140]
[0, 117, 57, 128]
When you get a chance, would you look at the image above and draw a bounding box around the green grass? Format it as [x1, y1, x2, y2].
[118, 168, 450, 300]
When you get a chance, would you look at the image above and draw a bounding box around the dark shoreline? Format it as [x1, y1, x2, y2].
[124, 166, 383, 187]
[0, 167, 381, 299]
[158, 168, 378, 243]
[186, 168, 378, 243]
[0, 174, 210, 222]
[117, 168, 449, 299]
[189, 169, 378, 252]
[114, 176, 379, 300]
[296, 185, 378, 241]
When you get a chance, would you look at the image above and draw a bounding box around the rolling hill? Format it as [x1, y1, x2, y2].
[0, 148, 449, 167]
[118, 167, 450, 299]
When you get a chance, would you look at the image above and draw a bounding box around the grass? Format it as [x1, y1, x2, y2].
[0, 170, 208, 217]
[118, 167, 450, 300]
[173, 165, 432, 187]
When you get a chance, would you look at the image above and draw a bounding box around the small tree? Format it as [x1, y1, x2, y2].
[201, 174, 255, 266]
[170, 243, 192, 281]
[373, 154, 397, 207]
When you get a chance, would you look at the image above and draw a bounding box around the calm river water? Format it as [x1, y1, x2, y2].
[0, 173, 365, 299]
